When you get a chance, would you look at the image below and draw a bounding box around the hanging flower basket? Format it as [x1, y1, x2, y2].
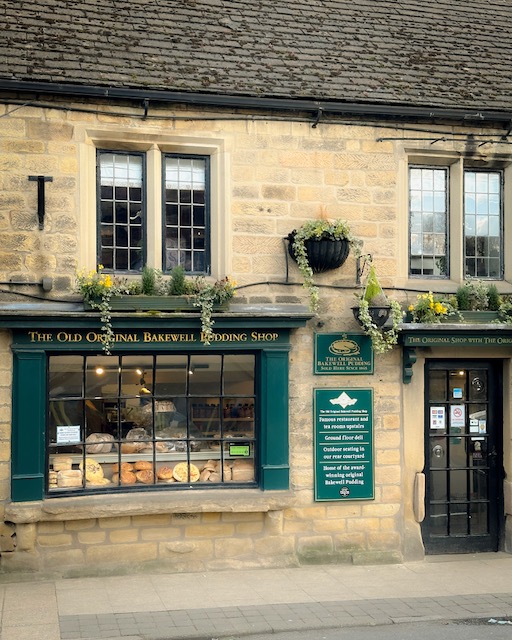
[287, 232, 351, 274]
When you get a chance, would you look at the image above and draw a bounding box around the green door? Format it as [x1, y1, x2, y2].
[422, 361, 503, 554]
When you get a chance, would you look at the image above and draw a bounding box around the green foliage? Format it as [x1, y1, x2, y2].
[456, 280, 496, 311]
[168, 266, 189, 296]
[488, 284, 500, 311]
[141, 266, 159, 295]
[76, 265, 236, 349]
[355, 259, 403, 354]
[363, 264, 384, 304]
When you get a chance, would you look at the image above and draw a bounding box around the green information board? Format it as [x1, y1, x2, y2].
[314, 333, 373, 375]
[314, 388, 374, 501]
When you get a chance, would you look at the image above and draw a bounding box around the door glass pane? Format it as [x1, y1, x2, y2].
[449, 437, 467, 467]
[470, 469, 488, 501]
[470, 503, 489, 535]
[448, 369, 466, 400]
[430, 469, 447, 501]
[450, 503, 468, 535]
[430, 503, 448, 536]
[469, 371, 487, 401]
[429, 370, 446, 402]
[450, 470, 468, 500]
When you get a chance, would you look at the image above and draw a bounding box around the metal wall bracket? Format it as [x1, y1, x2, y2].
[356, 253, 372, 285]
[28, 175, 53, 229]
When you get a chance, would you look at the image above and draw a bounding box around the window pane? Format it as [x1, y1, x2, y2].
[98, 151, 145, 273]
[409, 166, 448, 277]
[464, 170, 502, 278]
[163, 155, 209, 274]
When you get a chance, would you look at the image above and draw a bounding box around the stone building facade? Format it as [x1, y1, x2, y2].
[1, 0, 512, 576]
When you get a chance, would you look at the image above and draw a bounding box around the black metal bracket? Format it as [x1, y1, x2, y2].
[312, 107, 323, 128]
[356, 253, 372, 285]
[28, 175, 53, 229]
[142, 98, 150, 120]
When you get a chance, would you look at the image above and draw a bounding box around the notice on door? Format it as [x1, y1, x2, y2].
[314, 388, 374, 501]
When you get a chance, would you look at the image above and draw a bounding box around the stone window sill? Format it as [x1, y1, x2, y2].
[5, 489, 296, 523]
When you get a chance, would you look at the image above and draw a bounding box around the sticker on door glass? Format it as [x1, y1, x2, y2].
[470, 418, 479, 433]
[430, 407, 446, 429]
[450, 405, 465, 428]
[453, 388, 463, 399]
[478, 420, 487, 434]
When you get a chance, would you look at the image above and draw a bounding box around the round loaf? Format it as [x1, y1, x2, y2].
[112, 461, 134, 473]
[156, 466, 174, 480]
[173, 462, 200, 483]
[199, 468, 211, 482]
[112, 470, 136, 485]
[136, 469, 154, 484]
[134, 460, 153, 471]
[208, 471, 221, 483]
[79, 458, 104, 482]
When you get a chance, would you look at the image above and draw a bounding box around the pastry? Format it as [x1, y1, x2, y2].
[207, 471, 221, 483]
[112, 470, 136, 485]
[52, 456, 73, 472]
[57, 469, 83, 487]
[112, 461, 134, 473]
[134, 460, 153, 471]
[79, 458, 104, 482]
[203, 460, 217, 471]
[199, 468, 211, 482]
[136, 469, 154, 484]
[156, 466, 174, 481]
[172, 462, 200, 482]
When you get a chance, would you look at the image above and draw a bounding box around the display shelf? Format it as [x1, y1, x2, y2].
[50, 450, 254, 465]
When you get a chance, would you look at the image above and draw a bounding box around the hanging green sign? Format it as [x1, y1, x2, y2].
[314, 388, 374, 501]
[314, 333, 373, 375]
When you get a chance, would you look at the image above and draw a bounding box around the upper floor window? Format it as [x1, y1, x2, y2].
[97, 150, 210, 275]
[409, 163, 504, 280]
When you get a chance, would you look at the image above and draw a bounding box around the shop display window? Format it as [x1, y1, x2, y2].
[47, 353, 256, 493]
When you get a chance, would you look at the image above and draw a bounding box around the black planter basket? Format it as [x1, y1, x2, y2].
[352, 305, 391, 328]
[287, 233, 350, 274]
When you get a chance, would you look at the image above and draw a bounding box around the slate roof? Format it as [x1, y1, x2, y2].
[1, 0, 512, 112]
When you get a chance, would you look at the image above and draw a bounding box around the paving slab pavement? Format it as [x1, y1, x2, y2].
[1, 553, 512, 639]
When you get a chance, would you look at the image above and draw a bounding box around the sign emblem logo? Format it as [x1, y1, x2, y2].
[329, 391, 358, 409]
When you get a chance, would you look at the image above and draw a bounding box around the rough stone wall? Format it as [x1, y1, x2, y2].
[0, 99, 407, 575]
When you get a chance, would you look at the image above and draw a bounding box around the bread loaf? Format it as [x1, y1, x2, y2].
[231, 460, 254, 482]
[112, 461, 134, 473]
[85, 433, 114, 454]
[157, 466, 174, 481]
[134, 460, 153, 471]
[57, 469, 83, 487]
[136, 469, 154, 484]
[172, 462, 200, 482]
[52, 456, 73, 472]
[112, 470, 136, 485]
[79, 458, 104, 482]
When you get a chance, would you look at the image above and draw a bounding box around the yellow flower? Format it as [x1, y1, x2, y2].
[408, 304, 414, 311]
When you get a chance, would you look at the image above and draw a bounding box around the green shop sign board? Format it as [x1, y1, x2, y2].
[314, 333, 373, 375]
[314, 388, 374, 501]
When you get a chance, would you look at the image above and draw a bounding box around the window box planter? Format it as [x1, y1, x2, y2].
[84, 296, 229, 313]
